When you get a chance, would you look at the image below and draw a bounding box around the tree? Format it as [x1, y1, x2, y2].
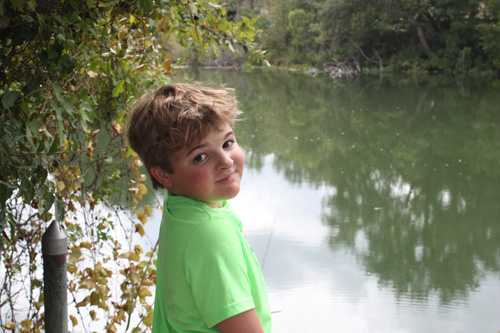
[260, 0, 500, 75]
[287, 8, 319, 63]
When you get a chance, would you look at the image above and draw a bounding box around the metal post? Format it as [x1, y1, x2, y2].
[42, 219, 68, 333]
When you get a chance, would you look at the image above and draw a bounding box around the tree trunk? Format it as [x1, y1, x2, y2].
[416, 25, 433, 57]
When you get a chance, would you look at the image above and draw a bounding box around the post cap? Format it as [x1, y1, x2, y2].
[42, 220, 68, 256]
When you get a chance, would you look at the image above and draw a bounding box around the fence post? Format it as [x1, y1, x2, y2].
[42, 216, 68, 333]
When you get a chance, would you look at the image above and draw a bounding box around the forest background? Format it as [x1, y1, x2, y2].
[1, 0, 499, 332]
[235, 0, 500, 77]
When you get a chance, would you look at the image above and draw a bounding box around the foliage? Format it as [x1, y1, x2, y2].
[287, 9, 319, 64]
[258, 0, 500, 76]
[0, 0, 259, 331]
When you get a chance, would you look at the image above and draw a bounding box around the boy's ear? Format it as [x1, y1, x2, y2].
[150, 166, 173, 190]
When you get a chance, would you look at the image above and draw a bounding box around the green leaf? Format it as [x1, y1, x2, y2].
[27, 0, 36, 11]
[53, 84, 76, 114]
[40, 189, 55, 214]
[51, 85, 69, 147]
[138, 0, 153, 12]
[55, 197, 65, 222]
[0, 183, 13, 209]
[2, 91, 20, 109]
[112, 80, 125, 97]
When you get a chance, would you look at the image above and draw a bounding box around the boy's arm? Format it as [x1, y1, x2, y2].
[216, 309, 264, 333]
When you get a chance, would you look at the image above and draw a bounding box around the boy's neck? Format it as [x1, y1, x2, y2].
[207, 201, 223, 208]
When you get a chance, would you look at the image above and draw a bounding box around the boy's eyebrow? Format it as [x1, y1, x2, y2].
[186, 143, 206, 156]
[185, 131, 234, 156]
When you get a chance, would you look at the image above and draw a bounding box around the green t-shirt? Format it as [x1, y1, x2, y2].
[152, 194, 272, 333]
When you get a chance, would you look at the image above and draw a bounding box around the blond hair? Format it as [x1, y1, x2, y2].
[127, 83, 240, 189]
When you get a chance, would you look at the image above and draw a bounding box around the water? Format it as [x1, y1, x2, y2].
[164, 69, 500, 333]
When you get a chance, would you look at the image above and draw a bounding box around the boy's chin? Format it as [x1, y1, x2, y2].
[210, 187, 241, 203]
[220, 190, 240, 201]
[225, 184, 241, 198]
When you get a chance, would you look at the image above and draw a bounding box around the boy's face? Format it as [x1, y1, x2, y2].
[159, 122, 245, 207]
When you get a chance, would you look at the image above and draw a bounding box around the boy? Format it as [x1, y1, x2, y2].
[127, 84, 272, 333]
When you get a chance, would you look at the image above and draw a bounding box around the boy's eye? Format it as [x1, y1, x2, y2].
[193, 153, 208, 165]
[223, 139, 235, 149]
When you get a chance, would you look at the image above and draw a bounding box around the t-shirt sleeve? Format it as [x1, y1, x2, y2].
[185, 227, 255, 328]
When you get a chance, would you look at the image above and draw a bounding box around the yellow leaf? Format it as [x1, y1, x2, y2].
[79, 241, 92, 249]
[63, 139, 71, 151]
[117, 309, 126, 322]
[134, 245, 143, 256]
[138, 286, 152, 298]
[68, 263, 77, 273]
[70, 314, 78, 327]
[90, 291, 100, 306]
[32, 279, 42, 288]
[80, 278, 96, 289]
[3, 322, 16, 330]
[69, 247, 82, 262]
[56, 180, 66, 192]
[144, 204, 153, 216]
[144, 309, 153, 327]
[157, 16, 170, 32]
[138, 183, 147, 197]
[137, 211, 146, 224]
[128, 251, 140, 262]
[107, 323, 117, 333]
[163, 57, 172, 74]
[134, 223, 145, 236]
[87, 142, 94, 158]
[90, 310, 97, 320]
[112, 122, 122, 136]
[40, 211, 52, 222]
[21, 319, 31, 329]
[117, 27, 128, 40]
[97, 285, 108, 298]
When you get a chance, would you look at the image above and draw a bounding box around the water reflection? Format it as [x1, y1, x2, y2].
[173, 70, 500, 331]
[176, 69, 500, 305]
[232, 157, 500, 333]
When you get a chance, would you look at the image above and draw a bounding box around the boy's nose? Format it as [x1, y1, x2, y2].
[218, 152, 234, 169]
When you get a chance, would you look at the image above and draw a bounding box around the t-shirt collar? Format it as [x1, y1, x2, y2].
[165, 194, 230, 223]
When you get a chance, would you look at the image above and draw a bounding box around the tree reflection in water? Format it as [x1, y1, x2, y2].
[175, 69, 500, 305]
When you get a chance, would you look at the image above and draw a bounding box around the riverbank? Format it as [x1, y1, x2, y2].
[173, 63, 500, 89]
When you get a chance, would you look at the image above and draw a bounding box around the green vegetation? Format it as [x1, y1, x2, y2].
[259, 0, 500, 76]
[0, 1, 258, 331]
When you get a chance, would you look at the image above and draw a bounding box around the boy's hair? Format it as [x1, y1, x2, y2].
[127, 83, 241, 189]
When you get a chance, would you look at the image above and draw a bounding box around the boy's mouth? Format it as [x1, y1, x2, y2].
[216, 171, 236, 183]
